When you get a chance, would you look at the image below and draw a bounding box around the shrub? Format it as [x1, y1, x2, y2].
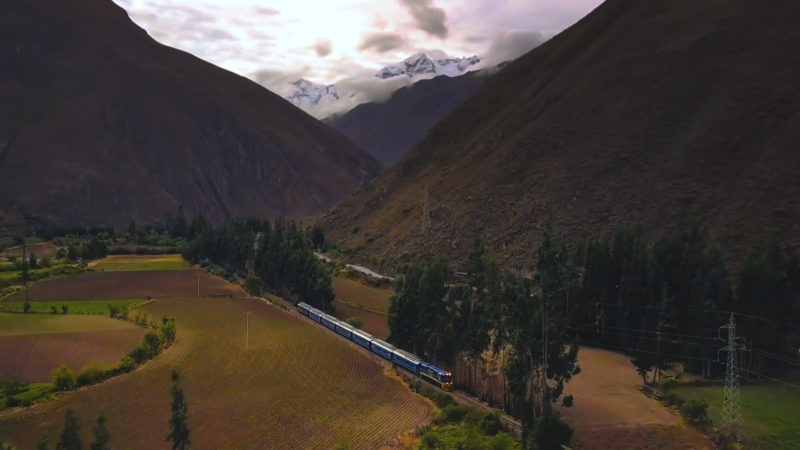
[5, 397, 20, 408]
[161, 320, 176, 345]
[661, 391, 684, 407]
[50, 306, 58, 314]
[344, 316, 363, 329]
[661, 377, 679, 391]
[128, 345, 148, 365]
[76, 363, 107, 387]
[107, 304, 119, 318]
[143, 331, 162, 357]
[245, 275, 263, 296]
[61, 304, 68, 314]
[52, 364, 76, 391]
[533, 413, 573, 450]
[23, 301, 31, 314]
[119, 356, 136, 373]
[481, 411, 503, 436]
[417, 384, 455, 408]
[680, 398, 709, 426]
[434, 405, 470, 425]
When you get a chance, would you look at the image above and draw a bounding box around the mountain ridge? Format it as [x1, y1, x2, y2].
[322, 0, 800, 272]
[0, 0, 380, 227]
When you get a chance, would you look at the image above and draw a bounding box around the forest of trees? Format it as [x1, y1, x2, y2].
[388, 226, 581, 443]
[388, 220, 800, 442]
[181, 218, 333, 311]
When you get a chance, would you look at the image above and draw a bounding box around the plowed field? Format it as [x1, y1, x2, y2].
[0, 297, 431, 448]
[7, 270, 242, 302]
[0, 329, 144, 382]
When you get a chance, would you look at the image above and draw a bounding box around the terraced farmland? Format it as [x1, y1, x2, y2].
[331, 276, 392, 339]
[332, 276, 392, 314]
[0, 297, 431, 448]
[6, 269, 241, 301]
[89, 254, 190, 272]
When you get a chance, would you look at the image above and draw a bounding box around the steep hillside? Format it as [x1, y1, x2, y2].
[0, 0, 379, 227]
[323, 0, 800, 272]
[326, 69, 492, 166]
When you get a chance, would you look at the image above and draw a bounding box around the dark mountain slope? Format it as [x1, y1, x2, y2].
[0, 0, 379, 226]
[323, 0, 800, 272]
[326, 69, 492, 166]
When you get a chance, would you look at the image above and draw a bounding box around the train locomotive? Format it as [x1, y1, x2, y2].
[297, 302, 453, 390]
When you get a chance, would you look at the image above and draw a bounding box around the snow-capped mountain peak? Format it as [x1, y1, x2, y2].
[279, 52, 484, 118]
[286, 78, 341, 105]
[376, 52, 482, 79]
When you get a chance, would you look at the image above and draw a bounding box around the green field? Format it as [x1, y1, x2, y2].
[675, 384, 800, 449]
[89, 254, 189, 272]
[0, 299, 146, 315]
[0, 313, 143, 336]
[0, 381, 54, 409]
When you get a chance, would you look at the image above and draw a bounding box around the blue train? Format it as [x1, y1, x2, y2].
[297, 302, 453, 390]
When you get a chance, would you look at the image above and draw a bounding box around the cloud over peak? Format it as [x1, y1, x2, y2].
[399, 0, 448, 39]
[313, 38, 332, 57]
[358, 32, 408, 53]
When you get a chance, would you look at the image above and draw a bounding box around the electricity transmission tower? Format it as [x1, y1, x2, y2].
[719, 313, 742, 434]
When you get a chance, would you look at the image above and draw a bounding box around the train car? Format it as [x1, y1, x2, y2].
[297, 299, 455, 391]
[297, 302, 311, 317]
[370, 338, 396, 360]
[320, 313, 338, 331]
[392, 349, 422, 375]
[350, 328, 374, 350]
[308, 307, 323, 323]
[335, 320, 356, 339]
[420, 363, 453, 391]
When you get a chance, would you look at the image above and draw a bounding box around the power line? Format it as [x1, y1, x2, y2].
[591, 301, 800, 332]
[569, 321, 723, 343]
[567, 324, 722, 350]
[741, 368, 800, 391]
[747, 348, 800, 369]
[578, 338, 718, 364]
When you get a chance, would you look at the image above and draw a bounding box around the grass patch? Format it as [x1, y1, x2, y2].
[89, 254, 189, 272]
[675, 384, 800, 449]
[0, 381, 54, 410]
[419, 405, 520, 450]
[0, 312, 142, 336]
[0, 299, 146, 315]
[332, 276, 392, 314]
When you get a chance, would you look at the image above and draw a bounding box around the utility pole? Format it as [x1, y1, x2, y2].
[22, 240, 29, 302]
[720, 313, 742, 435]
[245, 311, 252, 349]
[196, 274, 200, 298]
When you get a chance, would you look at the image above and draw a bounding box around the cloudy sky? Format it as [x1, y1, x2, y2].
[113, 0, 602, 87]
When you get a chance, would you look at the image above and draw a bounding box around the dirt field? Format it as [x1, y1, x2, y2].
[0, 313, 144, 383]
[333, 300, 390, 340]
[0, 242, 60, 259]
[0, 297, 431, 448]
[558, 347, 709, 449]
[332, 276, 393, 314]
[88, 254, 189, 272]
[6, 270, 243, 302]
[0, 329, 144, 382]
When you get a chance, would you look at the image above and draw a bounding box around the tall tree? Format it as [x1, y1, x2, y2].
[56, 409, 81, 450]
[166, 374, 190, 450]
[89, 414, 110, 450]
